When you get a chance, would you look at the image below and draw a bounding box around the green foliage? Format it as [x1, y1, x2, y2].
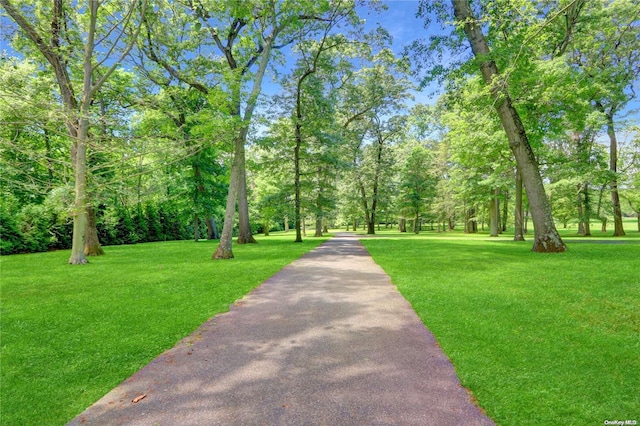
[0, 234, 329, 425]
[362, 231, 640, 425]
[0, 193, 25, 255]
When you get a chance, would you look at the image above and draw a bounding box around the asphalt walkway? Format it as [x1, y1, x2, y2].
[68, 233, 494, 425]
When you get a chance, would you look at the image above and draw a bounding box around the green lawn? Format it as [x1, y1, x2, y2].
[2, 227, 639, 425]
[0, 234, 329, 425]
[359, 229, 640, 425]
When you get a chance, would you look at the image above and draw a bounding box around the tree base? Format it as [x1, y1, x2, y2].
[85, 246, 105, 256]
[213, 246, 234, 259]
[531, 236, 566, 253]
[69, 256, 89, 265]
[236, 234, 258, 244]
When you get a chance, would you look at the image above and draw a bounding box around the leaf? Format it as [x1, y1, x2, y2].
[132, 394, 147, 403]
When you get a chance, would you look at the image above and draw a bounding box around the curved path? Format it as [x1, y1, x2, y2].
[69, 233, 494, 425]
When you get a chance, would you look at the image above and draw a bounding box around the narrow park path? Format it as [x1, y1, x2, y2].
[69, 233, 494, 425]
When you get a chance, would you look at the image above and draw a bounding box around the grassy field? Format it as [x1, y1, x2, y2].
[0, 235, 329, 425]
[359, 228, 640, 425]
[2, 225, 639, 425]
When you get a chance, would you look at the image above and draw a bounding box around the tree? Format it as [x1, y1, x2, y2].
[398, 144, 437, 233]
[1, 0, 147, 263]
[202, 0, 343, 258]
[568, 0, 640, 236]
[449, 0, 566, 252]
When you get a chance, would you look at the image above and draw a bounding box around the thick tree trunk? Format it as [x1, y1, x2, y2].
[314, 216, 322, 237]
[69, 117, 89, 264]
[452, 0, 565, 252]
[466, 206, 477, 233]
[514, 169, 525, 241]
[84, 204, 104, 256]
[284, 215, 289, 233]
[236, 146, 257, 244]
[399, 218, 407, 232]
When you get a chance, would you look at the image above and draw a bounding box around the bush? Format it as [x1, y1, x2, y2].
[17, 204, 52, 253]
[145, 203, 163, 242]
[0, 206, 24, 254]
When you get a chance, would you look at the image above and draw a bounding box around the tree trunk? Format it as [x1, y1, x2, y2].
[514, 169, 525, 241]
[582, 183, 591, 236]
[284, 215, 289, 233]
[294, 121, 303, 242]
[213, 136, 242, 259]
[604, 113, 625, 236]
[367, 134, 385, 236]
[367, 216, 376, 235]
[207, 217, 220, 239]
[577, 185, 585, 236]
[215, 27, 275, 255]
[452, 0, 565, 252]
[490, 190, 499, 237]
[413, 212, 420, 234]
[399, 218, 407, 232]
[236, 148, 257, 244]
[194, 214, 200, 242]
[69, 115, 89, 264]
[501, 190, 508, 232]
[314, 216, 322, 237]
[466, 206, 478, 233]
[357, 177, 372, 234]
[84, 204, 104, 256]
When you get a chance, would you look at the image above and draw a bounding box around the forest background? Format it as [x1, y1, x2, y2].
[1, 0, 638, 260]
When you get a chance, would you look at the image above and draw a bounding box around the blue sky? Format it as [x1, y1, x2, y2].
[260, 1, 444, 107]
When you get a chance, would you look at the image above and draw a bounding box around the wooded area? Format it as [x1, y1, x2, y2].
[1, 0, 638, 261]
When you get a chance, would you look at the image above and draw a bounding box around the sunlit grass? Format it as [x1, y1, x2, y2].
[0, 234, 329, 425]
[360, 230, 640, 425]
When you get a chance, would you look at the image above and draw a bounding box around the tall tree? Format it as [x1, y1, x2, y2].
[198, 0, 342, 258]
[449, 0, 566, 252]
[569, 0, 640, 236]
[1, 0, 147, 263]
[398, 144, 437, 233]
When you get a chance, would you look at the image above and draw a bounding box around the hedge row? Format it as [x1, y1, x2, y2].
[0, 202, 194, 255]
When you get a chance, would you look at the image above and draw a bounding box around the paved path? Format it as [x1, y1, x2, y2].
[68, 234, 494, 425]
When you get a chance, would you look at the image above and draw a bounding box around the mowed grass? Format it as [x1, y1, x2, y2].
[360, 229, 640, 425]
[0, 234, 329, 425]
